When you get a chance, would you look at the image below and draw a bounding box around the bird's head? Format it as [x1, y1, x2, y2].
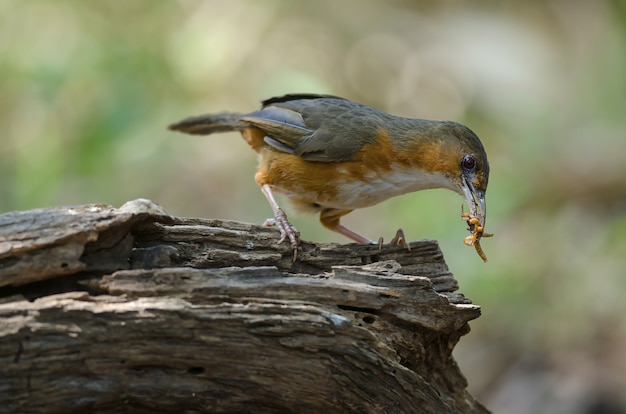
[402, 121, 490, 226]
[439, 122, 489, 226]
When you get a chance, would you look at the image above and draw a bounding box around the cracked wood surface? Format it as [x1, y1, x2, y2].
[0, 199, 489, 413]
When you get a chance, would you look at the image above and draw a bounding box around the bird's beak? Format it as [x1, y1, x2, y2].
[461, 177, 486, 226]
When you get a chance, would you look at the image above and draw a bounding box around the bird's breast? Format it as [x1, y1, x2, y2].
[311, 165, 456, 209]
[254, 126, 459, 213]
[257, 150, 456, 212]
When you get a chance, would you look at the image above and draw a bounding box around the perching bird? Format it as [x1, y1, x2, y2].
[169, 93, 489, 254]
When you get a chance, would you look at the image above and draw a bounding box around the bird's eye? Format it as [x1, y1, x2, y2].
[462, 155, 476, 170]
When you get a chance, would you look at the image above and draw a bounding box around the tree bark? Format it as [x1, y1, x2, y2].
[0, 199, 489, 414]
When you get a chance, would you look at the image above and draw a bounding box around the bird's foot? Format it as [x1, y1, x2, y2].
[263, 208, 300, 260]
[377, 229, 411, 251]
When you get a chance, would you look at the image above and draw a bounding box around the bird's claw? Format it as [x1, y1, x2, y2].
[377, 229, 411, 251]
[263, 208, 300, 260]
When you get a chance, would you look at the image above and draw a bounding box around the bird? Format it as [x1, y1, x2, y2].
[169, 93, 489, 255]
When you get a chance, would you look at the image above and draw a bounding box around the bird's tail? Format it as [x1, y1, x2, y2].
[168, 112, 248, 135]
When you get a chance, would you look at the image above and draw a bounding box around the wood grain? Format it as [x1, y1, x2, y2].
[0, 199, 488, 413]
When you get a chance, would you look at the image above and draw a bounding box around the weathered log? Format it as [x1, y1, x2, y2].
[0, 199, 489, 413]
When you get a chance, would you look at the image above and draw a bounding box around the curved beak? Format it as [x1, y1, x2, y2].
[460, 177, 486, 226]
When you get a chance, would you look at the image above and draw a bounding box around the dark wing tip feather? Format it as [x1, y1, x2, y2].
[261, 93, 347, 107]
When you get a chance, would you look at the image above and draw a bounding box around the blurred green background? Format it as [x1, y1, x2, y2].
[1, 0, 625, 412]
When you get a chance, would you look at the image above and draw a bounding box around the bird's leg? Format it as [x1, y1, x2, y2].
[319, 208, 374, 244]
[319, 209, 411, 250]
[260, 184, 300, 251]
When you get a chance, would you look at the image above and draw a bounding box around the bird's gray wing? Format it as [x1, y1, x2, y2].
[242, 95, 381, 162]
